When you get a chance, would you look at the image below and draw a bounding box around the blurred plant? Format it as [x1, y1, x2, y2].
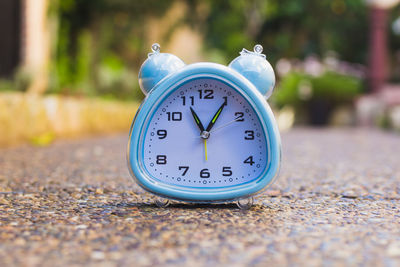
[30, 132, 56, 147]
[49, 0, 174, 99]
[0, 80, 15, 92]
[272, 56, 363, 125]
[274, 71, 362, 104]
[14, 68, 33, 92]
[47, 0, 398, 100]
[187, 0, 368, 65]
[0, 68, 32, 93]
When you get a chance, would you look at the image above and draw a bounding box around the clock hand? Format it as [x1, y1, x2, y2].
[204, 139, 208, 161]
[191, 116, 240, 138]
[190, 107, 208, 161]
[190, 107, 205, 132]
[205, 101, 226, 132]
[209, 117, 240, 134]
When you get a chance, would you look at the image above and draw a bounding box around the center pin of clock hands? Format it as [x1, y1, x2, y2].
[190, 101, 226, 161]
[191, 106, 240, 142]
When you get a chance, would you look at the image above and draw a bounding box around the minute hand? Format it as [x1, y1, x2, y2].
[205, 102, 226, 132]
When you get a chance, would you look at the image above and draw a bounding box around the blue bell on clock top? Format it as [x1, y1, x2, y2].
[229, 44, 276, 99]
[138, 43, 185, 95]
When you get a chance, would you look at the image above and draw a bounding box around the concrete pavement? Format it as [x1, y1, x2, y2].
[0, 128, 399, 266]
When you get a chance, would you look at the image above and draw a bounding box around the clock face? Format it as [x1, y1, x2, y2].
[141, 78, 269, 188]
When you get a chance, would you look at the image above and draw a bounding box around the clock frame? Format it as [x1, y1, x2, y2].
[127, 61, 281, 205]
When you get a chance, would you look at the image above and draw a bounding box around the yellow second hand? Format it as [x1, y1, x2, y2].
[204, 139, 208, 161]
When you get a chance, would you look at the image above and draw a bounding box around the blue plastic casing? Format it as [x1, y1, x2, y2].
[128, 56, 281, 202]
[229, 49, 276, 99]
[138, 53, 185, 94]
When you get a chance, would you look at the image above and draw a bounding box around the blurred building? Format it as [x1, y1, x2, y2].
[0, 0, 21, 77]
[367, 0, 400, 92]
[0, 0, 50, 93]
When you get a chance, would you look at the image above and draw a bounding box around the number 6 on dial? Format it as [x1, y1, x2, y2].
[127, 43, 281, 209]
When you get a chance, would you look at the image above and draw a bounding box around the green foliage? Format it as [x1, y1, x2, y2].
[273, 71, 362, 107]
[49, 0, 371, 100]
[0, 68, 31, 92]
[49, 0, 174, 99]
[0, 80, 15, 92]
[272, 70, 362, 124]
[312, 72, 362, 100]
[188, 0, 368, 64]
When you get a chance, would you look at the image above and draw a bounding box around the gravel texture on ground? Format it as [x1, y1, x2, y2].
[0, 128, 399, 266]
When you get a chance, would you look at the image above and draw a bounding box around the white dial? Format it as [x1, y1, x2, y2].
[142, 78, 268, 188]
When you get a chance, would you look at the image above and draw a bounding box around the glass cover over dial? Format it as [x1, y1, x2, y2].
[142, 78, 268, 188]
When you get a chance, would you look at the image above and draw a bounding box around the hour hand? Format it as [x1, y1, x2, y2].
[190, 107, 205, 132]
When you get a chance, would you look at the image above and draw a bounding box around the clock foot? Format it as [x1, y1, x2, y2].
[237, 197, 254, 210]
[155, 197, 170, 208]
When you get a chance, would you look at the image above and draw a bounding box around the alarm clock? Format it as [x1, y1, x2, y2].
[127, 43, 281, 209]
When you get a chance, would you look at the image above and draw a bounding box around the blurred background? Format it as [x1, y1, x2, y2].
[1, 0, 400, 146]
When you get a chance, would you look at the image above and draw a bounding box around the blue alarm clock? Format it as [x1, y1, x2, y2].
[127, 43, 281, 209]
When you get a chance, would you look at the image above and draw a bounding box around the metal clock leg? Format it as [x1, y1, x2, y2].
[236, 197, 254, 210]
[155, 197, 170, 208]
